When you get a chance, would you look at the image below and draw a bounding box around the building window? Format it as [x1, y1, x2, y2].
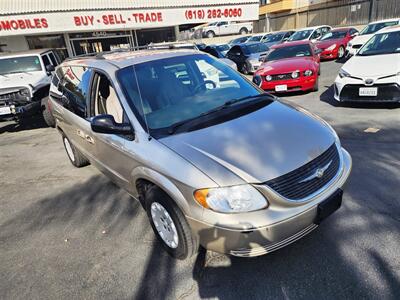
[26, 34, 67, 60]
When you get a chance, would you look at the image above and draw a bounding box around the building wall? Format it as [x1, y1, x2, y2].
[0, 35, 28, 52]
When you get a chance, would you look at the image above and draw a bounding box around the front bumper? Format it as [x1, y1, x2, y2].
[0, 101, 40, 119]
[188, 147, 352, 257]
[320, 49, 338, 60]
[334, 76, 400, 103]
[260, 75, 317, 93]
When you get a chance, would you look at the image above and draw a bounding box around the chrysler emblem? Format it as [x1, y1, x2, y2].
[299, 161, 332, 183]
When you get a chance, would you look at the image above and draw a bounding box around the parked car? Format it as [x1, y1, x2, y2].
[50, 49, 352, 259]
[228, 35, 251, 46]
[288, 25, 332, 43]
[201, 45, 237, 70]
[226, 42, 269, 74]
[203, 44, 231, 57]
[0, 49, 60, 126]
[262, 30, 295, 48]
[202, 21, 253, 38]
[316, 27, 359, 60]
[346, 18, 400, 57]
[253, 41, 321, 93]
[334, 25, 400, 103]
[246, 33, 270, 43]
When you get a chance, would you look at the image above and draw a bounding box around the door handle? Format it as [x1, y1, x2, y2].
[85, 135, 95, 144]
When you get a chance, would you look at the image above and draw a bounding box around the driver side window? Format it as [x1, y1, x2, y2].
[93, 73, 125, 124]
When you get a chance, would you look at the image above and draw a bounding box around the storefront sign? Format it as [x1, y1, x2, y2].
[0, 4, 258, 36]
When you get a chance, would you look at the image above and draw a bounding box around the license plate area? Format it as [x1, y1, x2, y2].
[0, 106, 12, 115]
[359, 87, 377, 96]
[314, 189, 343, 224]
[275, 84, 287, 92]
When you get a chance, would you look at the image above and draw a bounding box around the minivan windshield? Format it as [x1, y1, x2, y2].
[117, 54, 264, 135]
[266, 44, 312, 61]
[357, 31, 400, 56]
[359, 21, 398, 35]
[0, 55, 42, 75]
[288, 29, 313, 41]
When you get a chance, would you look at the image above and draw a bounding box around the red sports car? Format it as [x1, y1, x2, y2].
[315, 27, 359, 60]
[253, 41, 320, 93]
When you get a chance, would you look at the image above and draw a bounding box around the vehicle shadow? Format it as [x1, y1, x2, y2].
[0, 114, 48, 134]
[320, 84, 400, 109]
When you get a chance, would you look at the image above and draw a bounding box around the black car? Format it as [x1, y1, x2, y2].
[202, 44, 230, 58]
[226, 42, 269, 74]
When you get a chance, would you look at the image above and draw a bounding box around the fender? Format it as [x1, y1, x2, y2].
[130, 166, 191, 214]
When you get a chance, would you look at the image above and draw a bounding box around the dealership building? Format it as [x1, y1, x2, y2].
[0, 0, 258, 57]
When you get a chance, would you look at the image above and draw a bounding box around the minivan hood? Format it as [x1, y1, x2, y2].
[160, 101, 334, 186]
[343, 53, 400, 77]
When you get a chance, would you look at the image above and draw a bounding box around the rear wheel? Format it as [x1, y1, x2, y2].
[62, 134, 89, 168]
[41, 97, 55, 127]
[206, 31, 215, 38]
[145, 185, 198, 260]
[239, 27, 248, 35]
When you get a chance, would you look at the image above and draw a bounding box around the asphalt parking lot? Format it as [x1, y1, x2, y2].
[1, 59, 399, 300]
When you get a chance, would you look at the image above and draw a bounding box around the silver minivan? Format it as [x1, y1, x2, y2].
[50, 50, 352, 259]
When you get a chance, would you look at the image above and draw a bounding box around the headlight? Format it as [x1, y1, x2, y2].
[291, 71, 299, 79]
[326, 44, 337, 51]
[303, 69, 313, 76]
[19, 88, 30, 96]
[194, 185, 268, 213]
[338, 68, 351, 78]
[249, 59, 259, 65]
[265, 75, 272, 81]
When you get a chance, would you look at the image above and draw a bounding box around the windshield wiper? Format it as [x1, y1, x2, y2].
[168, 93, 271, 135]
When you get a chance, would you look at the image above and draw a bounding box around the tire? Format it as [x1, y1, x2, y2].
[145, 185, 198, 260]
[318, 67, 321, 76]
[41, 97, 56, 127]
[62, 134, 89, 168]
[337, 46, 345, 59]
[241, 63, 250, 75]
[239, 27, 248, 35]
[206, 31, 215, 38]
[312, 77, 319, 92]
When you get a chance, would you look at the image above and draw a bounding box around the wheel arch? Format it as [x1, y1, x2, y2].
[132, 167, 191, 214]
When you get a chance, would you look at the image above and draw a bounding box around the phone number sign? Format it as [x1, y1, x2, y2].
[0, 4, 258, 36]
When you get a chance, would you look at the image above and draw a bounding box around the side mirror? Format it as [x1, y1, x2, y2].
[91, 114, 133, 136]
[46, 64, 55, 74]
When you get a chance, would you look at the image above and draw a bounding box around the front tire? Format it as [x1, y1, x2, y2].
[41, 97, 55, 127]
[312, 77, 319, 92]
[337, 46, 345, 59]
[62, 134, 89, 168]
[241, 63, 250, 75]
[145, 186, 198, 260]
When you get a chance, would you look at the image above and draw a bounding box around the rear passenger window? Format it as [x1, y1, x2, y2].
[62, 66, 92, 118]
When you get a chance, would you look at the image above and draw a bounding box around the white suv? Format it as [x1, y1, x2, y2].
[0, 49, 60, 125]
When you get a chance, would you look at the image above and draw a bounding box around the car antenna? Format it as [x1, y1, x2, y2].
[132, 65, 152, 141]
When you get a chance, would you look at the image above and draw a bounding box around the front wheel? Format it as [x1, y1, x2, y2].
[145, 186, 198, 260]
[206, 31, 215, 38]
[241, 63, 250, 75]
[41, 97, 55, 127]
[312, 77, 319, 92]
[337, 46, 345, 59]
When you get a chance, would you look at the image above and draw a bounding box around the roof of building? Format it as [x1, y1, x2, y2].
[0, 0, 259, 15]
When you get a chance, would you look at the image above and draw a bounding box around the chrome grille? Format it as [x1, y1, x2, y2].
[265, 144, 340, 200]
